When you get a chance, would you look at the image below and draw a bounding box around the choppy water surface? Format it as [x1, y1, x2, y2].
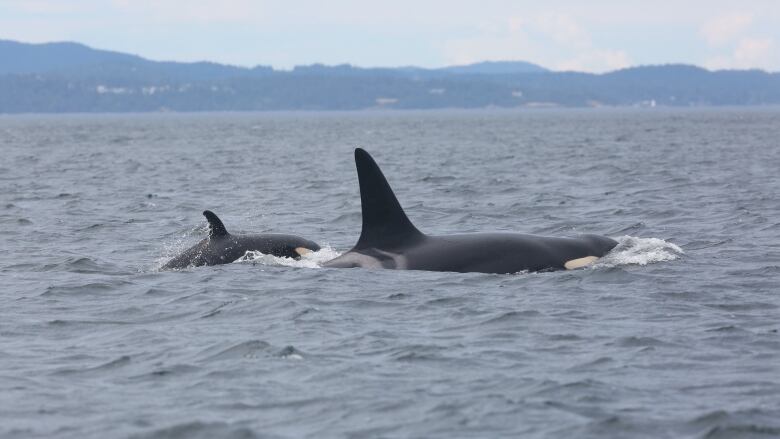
[1, 109, 779, 438]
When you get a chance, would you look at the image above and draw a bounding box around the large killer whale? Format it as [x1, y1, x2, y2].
[323, 149, 618, 273]
[162, 210, 320, 269]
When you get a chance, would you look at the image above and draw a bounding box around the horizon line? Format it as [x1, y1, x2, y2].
[2, 37, 777, 75]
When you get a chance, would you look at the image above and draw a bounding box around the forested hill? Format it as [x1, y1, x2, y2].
[2, 39, 779, 113]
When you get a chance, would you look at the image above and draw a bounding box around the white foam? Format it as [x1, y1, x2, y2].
[235, 246, 342, 269]
[153, 226, 204, 270]
[594, 235, 683, 268]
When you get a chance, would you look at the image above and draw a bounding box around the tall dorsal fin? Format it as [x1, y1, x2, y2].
[203, 210, 229, 238]
[353, 148, 423, 249]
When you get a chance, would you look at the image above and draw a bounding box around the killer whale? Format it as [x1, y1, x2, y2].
[162, 210, 320, 270]
[323, 148, 617, 274]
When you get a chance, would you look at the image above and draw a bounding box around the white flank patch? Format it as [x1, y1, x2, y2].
[564, 255, 599, 270]
[295, 247, 313, 256]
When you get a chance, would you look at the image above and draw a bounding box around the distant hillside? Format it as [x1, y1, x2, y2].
[0, 40, 274, 81]
[439, 61, 547, 74]
[0, 40, 141, 74]
[0, 40, 546, 80]
[1, 39, 779, 113]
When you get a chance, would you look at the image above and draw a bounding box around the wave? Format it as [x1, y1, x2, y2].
[152, 225, 207, 270]
[129, 421, 258, 439]
[595, 235, 684, 268]
[234, 246, 342, 269]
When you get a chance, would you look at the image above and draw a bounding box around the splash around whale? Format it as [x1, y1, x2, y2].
[323, 148, 618, 274]
[162, 210, 321, 270]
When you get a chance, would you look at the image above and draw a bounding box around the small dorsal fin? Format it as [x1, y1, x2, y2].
[353, 148, 423, 249]
[203, 210, 229, 238]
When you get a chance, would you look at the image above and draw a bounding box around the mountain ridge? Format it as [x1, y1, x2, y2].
[0, 39, 550, 78]
[1, 39, 779, 113]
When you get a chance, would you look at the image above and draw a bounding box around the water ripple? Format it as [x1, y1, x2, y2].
[2, 110, 780, 438]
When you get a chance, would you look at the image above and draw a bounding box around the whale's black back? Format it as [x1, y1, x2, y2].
[162, 211, 320, 270]
[326, 148, 618, 273]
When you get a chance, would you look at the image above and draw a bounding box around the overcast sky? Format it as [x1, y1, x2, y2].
[2, 0, 779, 72]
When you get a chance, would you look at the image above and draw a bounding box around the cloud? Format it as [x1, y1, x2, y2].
[5, 0, 79, 14]
[3, 0, 780, 70]
[109, 0, 261, 24]
[734, 37, 774, 64]
[705, 37, 776, 70]
[700, 13, 753, 46]
[442, 17, 530, 66]
[443, 13, 630, 72]
[532, 12, 590, 48]
[555, 49, 630, 72]
[699, 12, 778, 70]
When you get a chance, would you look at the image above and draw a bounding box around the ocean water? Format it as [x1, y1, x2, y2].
[1, 109, 779, 438]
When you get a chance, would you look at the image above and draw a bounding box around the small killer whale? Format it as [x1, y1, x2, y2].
[162, 210, 320, 270]
[323, 148, 618, 274]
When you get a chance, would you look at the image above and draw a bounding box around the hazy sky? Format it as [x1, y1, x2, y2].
[2, 0, 780, 72]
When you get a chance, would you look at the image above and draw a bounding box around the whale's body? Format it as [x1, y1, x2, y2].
[323, 149, 617, 274]
[163, 211, 320, 270]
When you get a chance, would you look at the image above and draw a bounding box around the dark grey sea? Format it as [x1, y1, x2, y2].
[1, 109, 779, 438]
